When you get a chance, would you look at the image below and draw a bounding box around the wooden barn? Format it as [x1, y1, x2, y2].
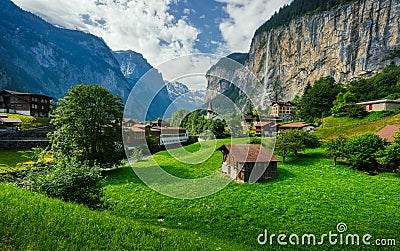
[219, 144, 278, 183]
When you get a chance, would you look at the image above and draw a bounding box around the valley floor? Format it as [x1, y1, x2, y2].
[1, 142, 399, 250]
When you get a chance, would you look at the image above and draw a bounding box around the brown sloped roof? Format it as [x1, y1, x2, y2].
[152, 126, 187, 134]
[0, 118, 22, 124]
[1, 89, 53, 99]
[221, 144, 279, 163]
[254, 122, 271, 127]
[376, 125, 400, 143]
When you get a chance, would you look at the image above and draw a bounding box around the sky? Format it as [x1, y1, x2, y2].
[12, 0, 292, 89]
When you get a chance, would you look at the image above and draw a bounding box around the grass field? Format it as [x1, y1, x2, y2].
[315, 112, 400, 141]
[0, 150, 29, 173]
[1, 140, 399, 250]
[3, 113, 51, 130]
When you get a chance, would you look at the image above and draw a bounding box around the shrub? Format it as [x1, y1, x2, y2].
[345, 133, 384, 171]
[377, 132, 400, 170]
[250, 137, 261, 144]
[36, 160, 104, 209]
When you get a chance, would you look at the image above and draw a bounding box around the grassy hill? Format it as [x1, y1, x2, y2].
[3, 113, 51, 130]
[314, 112, 400, 141]
[1, 141, 399, 250]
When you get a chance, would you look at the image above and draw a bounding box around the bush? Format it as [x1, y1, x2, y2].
[36, 160, 104, 209]
[345, 133, 385, 171]
[364, 110, 400, 121]
[250, 137, 261, 144]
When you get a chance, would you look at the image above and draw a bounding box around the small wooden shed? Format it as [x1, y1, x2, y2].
[219, 144, 278, 183]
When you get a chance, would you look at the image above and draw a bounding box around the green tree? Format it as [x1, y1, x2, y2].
[50, 84, 124, 166]
[378, 132, 400, 169]
[299, 76, 343, 122]
[275, 130, 303, 163]
[325, 135, 347, 165]
[345, 133, 385, 171]
[170, 108, 190, 127]
[210, 119, 227, 138]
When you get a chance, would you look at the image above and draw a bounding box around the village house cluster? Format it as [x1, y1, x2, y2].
[123, 118, 189, 151]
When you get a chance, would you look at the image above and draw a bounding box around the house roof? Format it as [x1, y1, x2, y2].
[244, 114, 256, 120]
[0, 118, 22, 124]
[376, 125, 400, 143]
[0, 89, 53, 99]
[220, 144, 279, 163]
[356, 99, 400, 105]
[279, 122, 314, 129]
[271, 101, 294, 106]
[152, 126, 187, 134]
[254, 122, 271, 127]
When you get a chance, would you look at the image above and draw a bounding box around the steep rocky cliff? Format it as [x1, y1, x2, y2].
[206, 0, 400, 108]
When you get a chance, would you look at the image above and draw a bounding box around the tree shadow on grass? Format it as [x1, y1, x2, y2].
[282, 150, 328, 167]
[257, 167, 296, 184]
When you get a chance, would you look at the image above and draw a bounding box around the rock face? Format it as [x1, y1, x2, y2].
[0, 0, 131, 101]
[113, 50, 153, 89]
[206, 0, 400, 108]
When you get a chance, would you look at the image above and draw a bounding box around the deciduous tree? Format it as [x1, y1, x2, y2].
[50, 84, 124, 166]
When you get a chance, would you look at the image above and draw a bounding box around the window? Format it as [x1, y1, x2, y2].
[14, 97, 19, 101]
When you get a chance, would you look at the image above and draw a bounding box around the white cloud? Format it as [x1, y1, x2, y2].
[12, 0, 200, 67]
[216, 0, 292, 52]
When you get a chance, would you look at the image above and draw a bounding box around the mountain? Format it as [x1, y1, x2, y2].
[114, 50, 175, 120]
[0, 0, 131, 101]
[113, 50, 153, 88]
[206, 0, 400, 108]
[166, 82, 206, 111]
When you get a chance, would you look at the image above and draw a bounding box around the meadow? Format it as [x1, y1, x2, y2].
[315, 112, 400, 141]
[1, 140, 399, 250]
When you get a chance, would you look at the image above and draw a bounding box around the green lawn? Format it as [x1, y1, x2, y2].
[0, 141, 399, 250]
[0, 150, 29, 173]
[3, 113, 51, 130]
[315, 112, 400, 141]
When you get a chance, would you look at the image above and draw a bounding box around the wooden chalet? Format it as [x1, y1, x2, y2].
[254, 121, 278, 136]
[0, 90, 53, 117]
[219, 144, 278, 183]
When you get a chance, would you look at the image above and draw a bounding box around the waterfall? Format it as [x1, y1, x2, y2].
[261, 32, 272, 106]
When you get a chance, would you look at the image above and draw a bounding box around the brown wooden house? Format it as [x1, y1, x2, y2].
[0, 90, 53, 117]
[254, 121, 278, 136]
[219, 144, 278, 183]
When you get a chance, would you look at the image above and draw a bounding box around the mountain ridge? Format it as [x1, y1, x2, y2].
[206, 0, 400, 108]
